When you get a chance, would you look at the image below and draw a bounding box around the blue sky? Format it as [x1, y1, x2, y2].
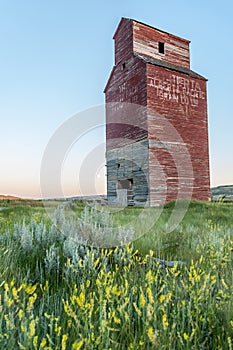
[0, 0, 232, 198]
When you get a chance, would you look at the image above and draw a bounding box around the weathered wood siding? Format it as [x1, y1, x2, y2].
[105, 55, 147, 151]
[147, 64, 210, 204]
[105, 18, 210, 206]
[106, 139, 149, 206]
[132, 20, 190, 69]
[113, 18, 133, 65]
[105, 30, 149, 205]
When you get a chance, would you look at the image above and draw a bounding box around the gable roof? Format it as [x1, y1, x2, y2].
[135, 53, 207, 80]
[104, 52, 207, 92]
[114, 17, 190, 44]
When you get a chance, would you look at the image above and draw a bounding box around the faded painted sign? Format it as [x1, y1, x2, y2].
[148, 73, 205, 107]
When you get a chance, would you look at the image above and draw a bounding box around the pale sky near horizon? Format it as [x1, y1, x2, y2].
[0, 0, 232, 198]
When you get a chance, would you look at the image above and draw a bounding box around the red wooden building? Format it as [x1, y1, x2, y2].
[104, 18, 210, 206]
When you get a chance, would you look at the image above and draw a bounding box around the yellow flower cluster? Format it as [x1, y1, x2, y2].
[1, 233, 233, 349]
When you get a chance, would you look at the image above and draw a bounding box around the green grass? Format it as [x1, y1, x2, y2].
[134, 200, 233, 260]
[0, 200, 233, 349]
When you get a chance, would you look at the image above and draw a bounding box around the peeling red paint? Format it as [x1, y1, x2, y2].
[105, 18, 210, 205]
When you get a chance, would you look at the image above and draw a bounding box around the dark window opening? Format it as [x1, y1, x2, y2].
[129, 178, 133, 188]
[122, 62, 126, 70]
[117, 163, 120, 168]
[158, 42, 165, 54]
[118, 178, 133, 190]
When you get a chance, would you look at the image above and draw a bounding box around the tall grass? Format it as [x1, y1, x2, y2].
[0, 201, 233, 349]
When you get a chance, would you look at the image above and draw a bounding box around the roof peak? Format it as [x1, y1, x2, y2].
[117, 17, 190, 44]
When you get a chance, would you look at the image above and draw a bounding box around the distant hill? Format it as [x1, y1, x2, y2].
[211, 185, 233, 199]
[67, 195, 107, 203]
[0, 195, 21, 200]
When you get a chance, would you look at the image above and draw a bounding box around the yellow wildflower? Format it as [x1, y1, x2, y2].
[4, 314, 14, 330]
[29, 319, 36, 337]
[86, 280, 91, 288]
[222, 278, 228, 289]
[18, 309, 24, 320]
[159, 295, 165, 303]
[166, 292, 172, 303]
[20, 322, 26, 333]
[18, 342, 26, 349]
[126, 244, 131, 254]
[190, 328, 195, 340]
[147, 326, 158, 344]
[112, 310, 121, 324]
[119, 297, 129, 313]
[133, 302, 142, 317]
[25, 284, 37, 295]
[77, 292, 85, 308]
[33, 335, 38, 349]
[94, 258, 100, 267]
[162, 314, 169, 329]
[72, 339, 84, 350]
[101, 320, 107, 332]
[78, 260, 84, 268]
[12, 287, 19, 301]
[183, 332, 189, 340]
[125, 312, 130, 322]
[46, 333, 53, 346]
[211, 275, 216, 285]
[147, 303, 154, 321]
[147, 287, 154, 304]
[43, 281, 49, 292]
[4, 283, 9, 292]
[139, 290, 146, 308]
[67, 258, 72, 268]
[62, 334, 68, 350]
[40, 339, 47, 348]
[123, 279, 129, 295]
[105, 286, 111, 300]
[55, 322, 61, 336]
[146, 270, 154, 284]
[227, 337, 232, 350]
[95, 336, 101, 345]
[7, 298, 14, 307]
[89, 298, 94, 318]
[96, 278, 101, 287]
[27, 293, 37, 312]
[112, 285, 121, 296]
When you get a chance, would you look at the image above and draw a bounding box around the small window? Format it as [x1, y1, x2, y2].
[158, 42, 165, 54]
[117, 163, 120, 168]
[122, 62, 126, 70]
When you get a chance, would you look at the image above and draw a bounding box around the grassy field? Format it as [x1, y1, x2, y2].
[0, 200, 233, 349]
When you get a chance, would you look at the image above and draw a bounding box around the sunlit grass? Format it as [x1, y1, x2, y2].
[0, 200, 233, 349]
